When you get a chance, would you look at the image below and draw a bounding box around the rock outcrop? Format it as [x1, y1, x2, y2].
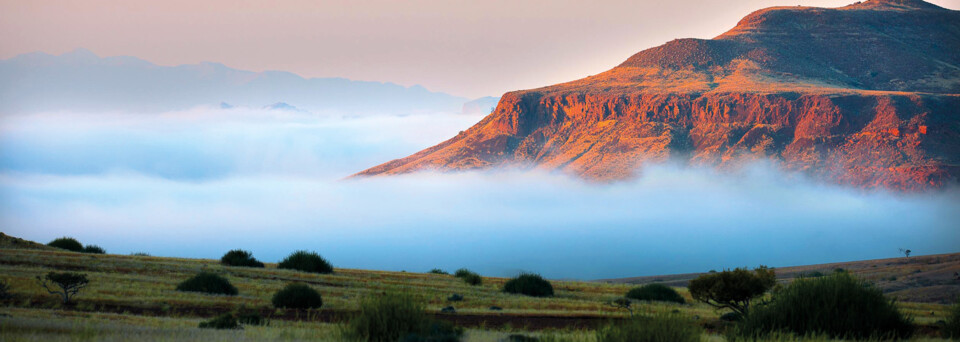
[356, 0, 960, 191]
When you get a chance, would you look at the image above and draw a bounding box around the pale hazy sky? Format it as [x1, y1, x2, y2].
[2, 0, 958, 98]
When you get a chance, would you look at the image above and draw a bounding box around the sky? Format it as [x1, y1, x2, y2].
[1, 109, 958, 279]
[3, 0, 958, 98]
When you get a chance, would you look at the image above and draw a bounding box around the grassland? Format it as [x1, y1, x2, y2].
[0, 233, 956, 341]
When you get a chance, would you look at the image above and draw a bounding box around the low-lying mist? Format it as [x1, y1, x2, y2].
[1, 109, 957, 279]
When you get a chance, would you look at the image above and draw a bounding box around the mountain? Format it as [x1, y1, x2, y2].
[355, 0, 960, 191]
[0, 48, 467, 115]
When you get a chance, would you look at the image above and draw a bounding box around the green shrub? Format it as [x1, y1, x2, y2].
[82, 245, 105, 254]
[198, 313, 239, 329]
[453, 268, 482, 286]
[453, 268, 474, 278]
[739, 272, 913, 340]
[175, 272, 237, 296]
[272, 283, 323, 309]
[502, 273, 554, 297]
[625, 284, 685, 304]
[688, 266, 776, 316]
[220, 249, 265, 268]
[278, 250, 333, 274]
[342, 292, 463, 342]
[47, 237, 83, 252]
[428, 269, 449, 275]
[943, 298, 960, 339]
[596, 314, 701, 342]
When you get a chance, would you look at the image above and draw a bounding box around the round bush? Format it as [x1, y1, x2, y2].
[47, 237, 83, 252]
[176, 272, 238, 296]
[503, 273, 554, 297]
[739, 272, 913, 339]
[198, 313, 239, 329]
[220, 249, 265, 268]
[462, 273, 482, 286]
[272, 283, 323, 309]
[277, 250, 333, 274]
[82, 245, 106, 254]
[625, 284, 685, 304]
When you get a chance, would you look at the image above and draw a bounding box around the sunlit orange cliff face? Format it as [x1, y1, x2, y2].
[355, 0, 960, 191]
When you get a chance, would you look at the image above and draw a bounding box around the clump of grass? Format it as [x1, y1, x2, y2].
[739, 271, 913, 340]
[341, 292, 463, 342]
[503, 273, 553, 297]
[596, 314, 701, 342]
[625, 284, 685, 304]
[220, 249, 264, 268]
[944, 298, 960, 339]
[198, 313, 239, 329]
[47, 237, 83, 252]
[272, 283, 323, 309]
[175, 272, 237, 296]
[454, 268, 482, 286]
[278, 250, 333, 274]
[82, 245, 106, 254]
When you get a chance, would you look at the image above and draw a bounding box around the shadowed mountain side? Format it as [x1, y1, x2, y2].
[354, 0, 960, 191]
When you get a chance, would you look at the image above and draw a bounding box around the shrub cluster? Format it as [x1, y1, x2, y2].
[428, 269, 449, 275]
[342, 292, 463, 342]
[502, 273, 553, 297]
[175, 272, 237, 296]
[596, 314, 701, 342]
[220, 249, 265, 268]
[738, 271, 913, 339]
[198, 313, 239, 329]
[454, 268, 482, 286]
[47, 237, 107, 254]
[272, 283, 323, 309]
[625, 284, 685, 304]
[278, 250, 333, 274]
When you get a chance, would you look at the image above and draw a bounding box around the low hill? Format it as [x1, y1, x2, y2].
[601, 252, 960, 304]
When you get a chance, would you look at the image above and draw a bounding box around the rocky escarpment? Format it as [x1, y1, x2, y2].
[356, 0, 960, 191]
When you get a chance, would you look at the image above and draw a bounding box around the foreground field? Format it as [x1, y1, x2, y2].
[0, 234, 956, 341]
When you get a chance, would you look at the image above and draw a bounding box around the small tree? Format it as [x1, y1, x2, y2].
[37, 272, 89, 304]
[688, 266, 775, 317]
[899, 248, 911, 258]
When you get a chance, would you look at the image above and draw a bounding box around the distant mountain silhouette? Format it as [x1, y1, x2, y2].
[461, 96, 500, 115]
[356, 0, 960, 191]
[0, 48, 468, 115]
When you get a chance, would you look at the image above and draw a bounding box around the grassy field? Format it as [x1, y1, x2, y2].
[0, 233, 956, 341]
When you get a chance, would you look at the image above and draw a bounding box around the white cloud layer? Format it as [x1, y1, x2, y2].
[1, 109, 958, 279]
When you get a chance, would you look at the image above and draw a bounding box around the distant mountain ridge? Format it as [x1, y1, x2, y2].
[356, 0, 960, 191]
[0, 48, 470, 115]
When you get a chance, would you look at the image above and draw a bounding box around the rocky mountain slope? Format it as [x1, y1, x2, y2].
[356, 0, 960, 190]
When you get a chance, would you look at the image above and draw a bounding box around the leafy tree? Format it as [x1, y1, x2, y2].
[278, 250, 333, 274]
[37, 272, 89, 303]
[688, 266, 775, 316]
[47, 237, 83, 252]
[899, 248, 912, 257]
